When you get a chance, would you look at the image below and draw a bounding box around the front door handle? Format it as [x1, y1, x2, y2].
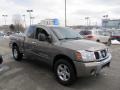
[32, 41, 36, 44]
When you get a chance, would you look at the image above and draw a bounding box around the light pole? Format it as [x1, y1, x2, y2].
[2, 15, 8, 25]
[65, 0, 67, 27]
[85, 17, 90, 30]
[30, 17, 35, 25]
[103, 15, 108, 30]
[27, 10, 33, 26]
[22, 14, 26, 27]
[103, 15, 108, 19]
[85, 17, 89, 26]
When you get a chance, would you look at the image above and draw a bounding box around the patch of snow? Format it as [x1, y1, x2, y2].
[111, 40, 120, 45]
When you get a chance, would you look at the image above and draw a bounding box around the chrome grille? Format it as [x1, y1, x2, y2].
[94, 52, 100, 59]
[94, 49, 108, 60]
[101, 50, 107, 58]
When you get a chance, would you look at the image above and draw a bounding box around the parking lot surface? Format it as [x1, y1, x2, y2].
[0, 38, 120, 90]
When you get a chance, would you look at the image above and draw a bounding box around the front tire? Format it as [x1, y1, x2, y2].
[12, 45, 23, 61]
[54, 59, 76, 86]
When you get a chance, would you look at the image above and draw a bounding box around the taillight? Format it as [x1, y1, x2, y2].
[87, 35, 95, 39]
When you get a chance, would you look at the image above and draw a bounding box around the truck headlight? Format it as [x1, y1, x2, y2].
[76, 50, 95, 62]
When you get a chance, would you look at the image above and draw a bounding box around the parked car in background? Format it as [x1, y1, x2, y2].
[79, 29, 111, 46]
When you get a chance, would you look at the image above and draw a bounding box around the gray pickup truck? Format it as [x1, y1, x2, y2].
[10, 25, 112, 85]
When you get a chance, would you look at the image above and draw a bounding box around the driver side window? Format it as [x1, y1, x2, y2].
[35, 28, 48, 40]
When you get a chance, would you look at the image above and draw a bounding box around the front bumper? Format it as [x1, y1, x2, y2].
[74, 53, 112, 77]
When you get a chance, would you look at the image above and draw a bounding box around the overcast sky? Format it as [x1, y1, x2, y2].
[0, 0, 120, 26]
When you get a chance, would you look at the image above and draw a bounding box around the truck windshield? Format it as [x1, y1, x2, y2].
[51, 27, 83, 40]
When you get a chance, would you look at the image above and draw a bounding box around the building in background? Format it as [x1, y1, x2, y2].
[102, 19, 120, 29]
[69, 25, 100, 30]
[39, 18, 59, 26]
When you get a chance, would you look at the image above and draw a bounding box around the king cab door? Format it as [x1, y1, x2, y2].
[31, 27, 54, 63]
[24, 26, 37, 58]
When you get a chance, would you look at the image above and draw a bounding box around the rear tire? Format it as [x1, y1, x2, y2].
[96, 39, 100, 42]
[54, 59, 76, 86]
[12, 45, 23, 61]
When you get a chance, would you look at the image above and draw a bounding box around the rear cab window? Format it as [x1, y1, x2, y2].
[25, 26, 35, 38]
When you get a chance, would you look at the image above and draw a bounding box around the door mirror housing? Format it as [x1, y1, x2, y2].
[47, 35, 52, 43]
[38, 33, 52, 43]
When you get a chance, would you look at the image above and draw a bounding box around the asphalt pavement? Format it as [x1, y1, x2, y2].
[0, 38, 120, 90]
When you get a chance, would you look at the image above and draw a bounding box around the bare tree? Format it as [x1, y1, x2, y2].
[9, 24, 15, 32]
[12, 14, 25, 32]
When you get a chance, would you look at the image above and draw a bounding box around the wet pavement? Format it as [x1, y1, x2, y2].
[0, 38, 120, 90]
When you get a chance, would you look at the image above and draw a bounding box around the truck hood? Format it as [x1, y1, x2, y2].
[59, 39, 107, 51]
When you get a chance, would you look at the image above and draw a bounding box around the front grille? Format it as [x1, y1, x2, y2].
[94, 49, 107, 60]
[94, 52, 100, 59]
[101, 50, 107, 58]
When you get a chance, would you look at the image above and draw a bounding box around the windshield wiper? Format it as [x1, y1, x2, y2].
[59, 38, 69, 40]
[73, 37, 82, 40]
[59, 37, 81, 40]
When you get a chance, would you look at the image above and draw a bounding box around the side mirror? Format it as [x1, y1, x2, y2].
[47, 35, 52, 43]
[38, 33, 46, 41]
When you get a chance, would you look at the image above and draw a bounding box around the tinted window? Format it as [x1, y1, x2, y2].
[26, 26, 35, 38]
[80, 31, 92, 35]
[35, 28, 48, 40]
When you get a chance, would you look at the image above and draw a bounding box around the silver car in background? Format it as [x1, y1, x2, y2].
[79, 29, 111, 46]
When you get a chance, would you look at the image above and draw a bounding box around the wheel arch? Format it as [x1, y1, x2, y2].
[53, 54, 77, 75]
